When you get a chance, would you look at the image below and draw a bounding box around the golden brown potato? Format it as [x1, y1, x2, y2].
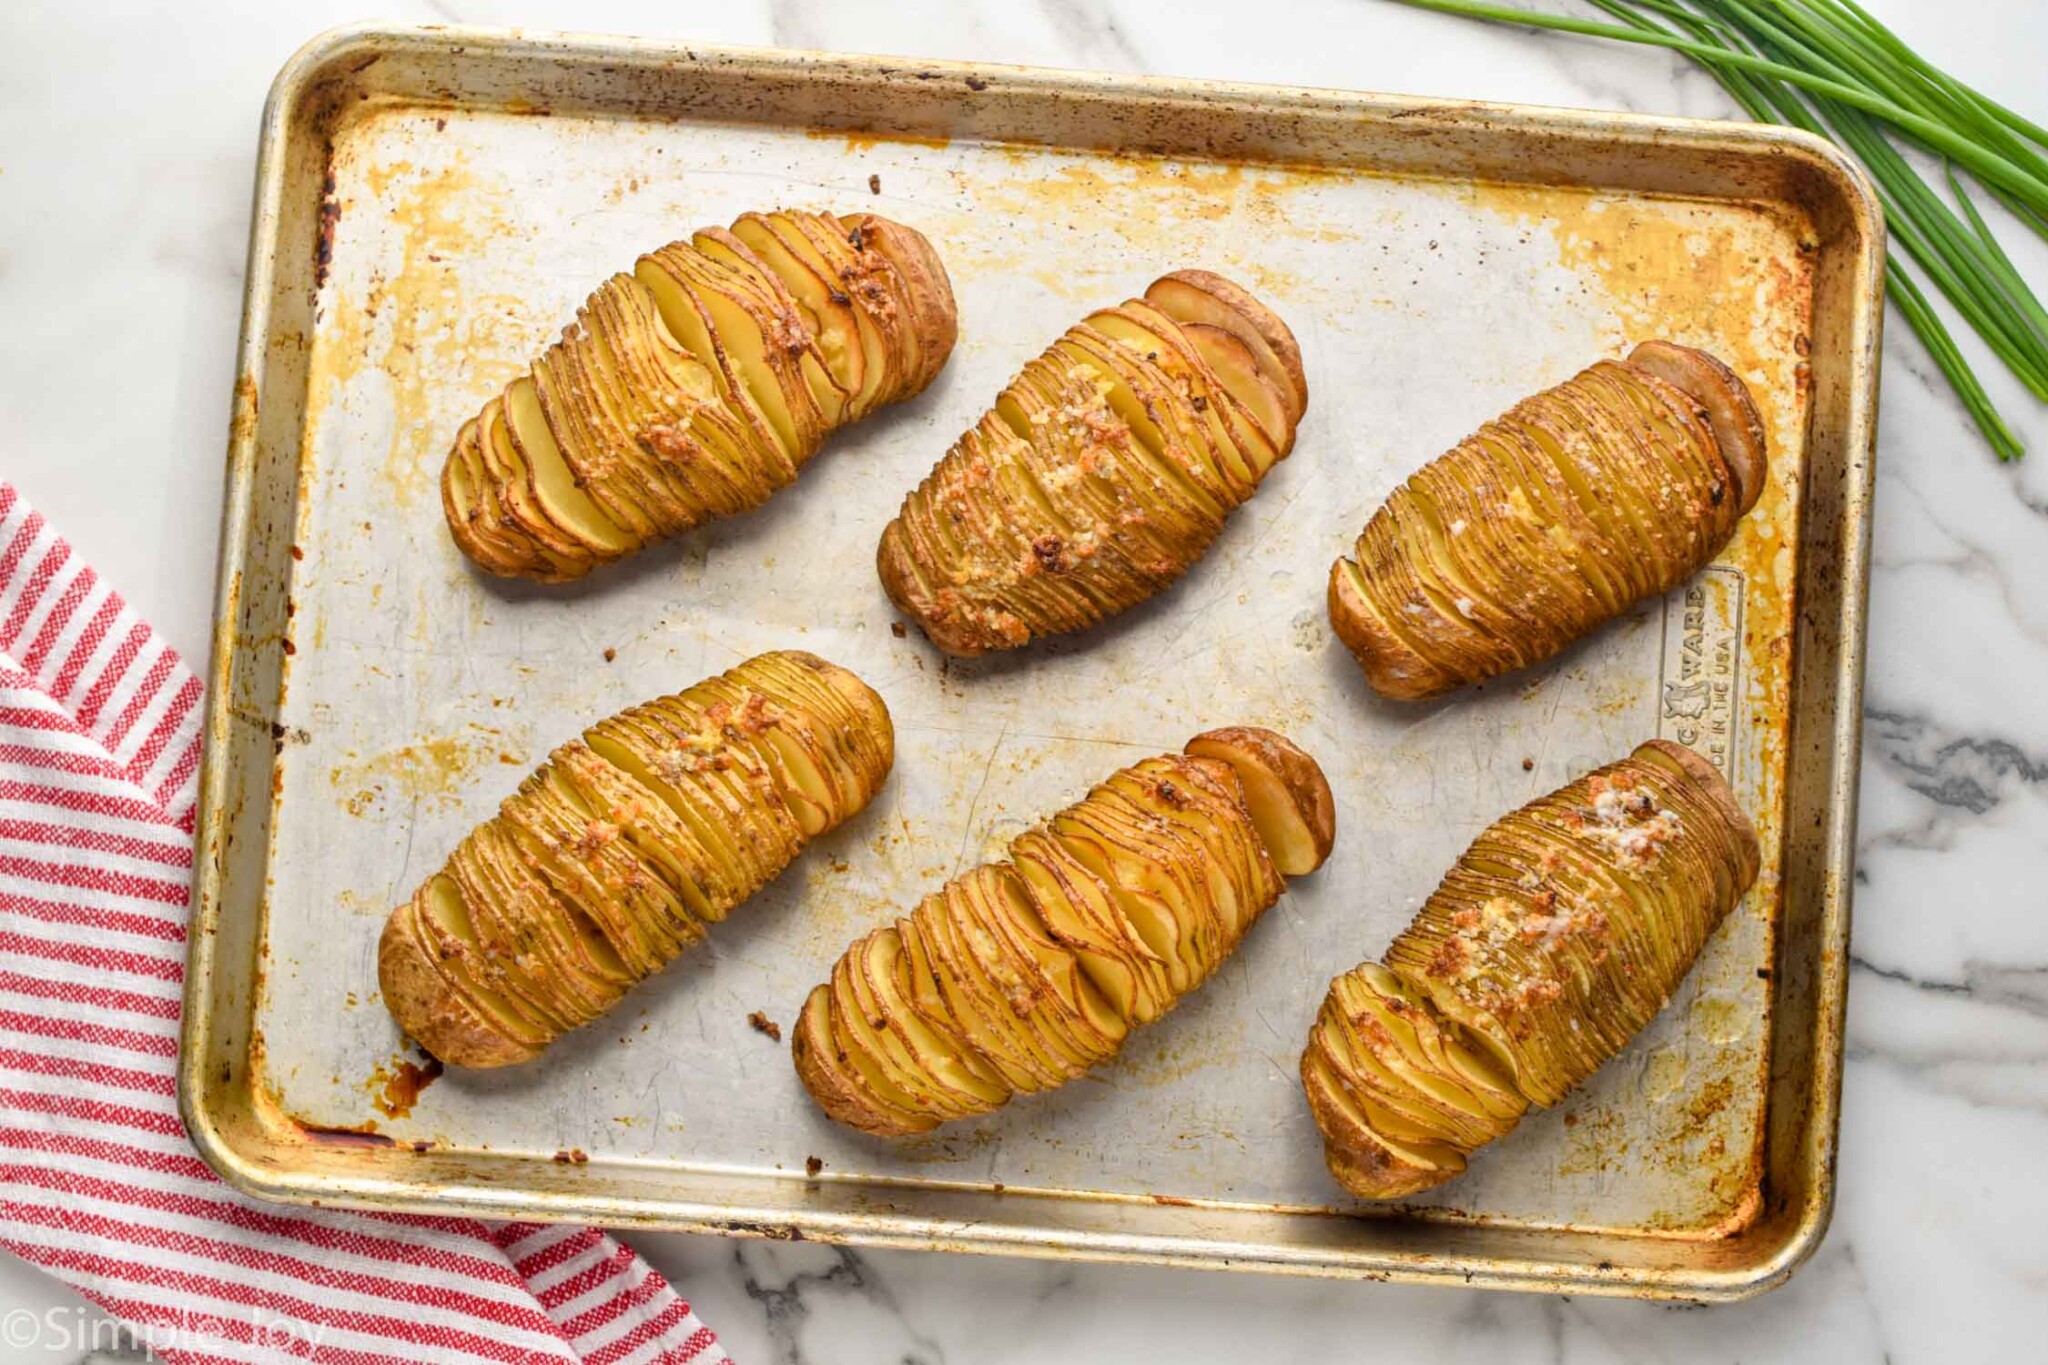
[444, 211, 957, 581]
[378, 651, 893, 1067]
[1302, 739, 1760, 1199]
[793, 726, 1334, 1134]
[877, 271, 1308, 656]
[1329, 342, 1767, 700]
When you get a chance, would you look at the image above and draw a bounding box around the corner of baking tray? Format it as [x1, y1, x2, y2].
[1752, 119, 1888, 278]
[174, 1060, 278, 1207]
[262, 22, 399, 128]
[1688, 1186, 1840, 1305]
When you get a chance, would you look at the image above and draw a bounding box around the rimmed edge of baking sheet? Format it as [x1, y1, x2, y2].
[181, 21, 1882, 1299]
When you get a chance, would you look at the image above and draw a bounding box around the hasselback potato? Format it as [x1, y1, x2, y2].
[443, 210, 957, 581]
[1302, 739, 1759, 1199]
[378, 651, 893, 1068]
[877, 271, 1308, 656]
[1329, 341, 1767, 700]
[794, 726, 1335, 1134]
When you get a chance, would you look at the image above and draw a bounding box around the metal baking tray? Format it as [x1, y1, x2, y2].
[184, 22, 1881, 1300]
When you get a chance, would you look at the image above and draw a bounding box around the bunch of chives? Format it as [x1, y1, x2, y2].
[1389, 0, 2048, 460]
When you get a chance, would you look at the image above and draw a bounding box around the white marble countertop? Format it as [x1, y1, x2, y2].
[5, 1, 2046, 1360]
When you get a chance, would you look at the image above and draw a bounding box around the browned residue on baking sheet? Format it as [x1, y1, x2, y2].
[304, 140, 538, 512]
[373, 159, 535, 509]
[329, 725, 510, 816]
[921, 149, 1353, 300]
[814, 129, 954, 155]
[1454, 182, 1813, 1236]
[252, 97, 1836, 1250]
[298, 1122, 395, 1148]
[1107, 1015, 1250, 1089]
[367, 1052, 445, 1119]
[228, 374, 261, 462]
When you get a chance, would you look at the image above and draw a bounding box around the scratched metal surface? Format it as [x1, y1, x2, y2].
[186, 29, 1884, 1294]
[249, 98, 1808, 1239]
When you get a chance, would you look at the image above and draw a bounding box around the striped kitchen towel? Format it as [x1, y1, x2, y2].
[0, 483, 726, 1364]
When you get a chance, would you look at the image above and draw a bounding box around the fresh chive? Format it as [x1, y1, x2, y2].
[1386, 0, 2047, 458]
[1890, 262, 2026, 460]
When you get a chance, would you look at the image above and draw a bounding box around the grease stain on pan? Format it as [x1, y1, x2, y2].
[303, 135, 538, 514]
[891, 1123, 1003, 1166]
[245, 90, 1842, 1252]
[251, 1032, 398, 1148]
[299, 279, 371, 480]
[1637, 1045, 1692, 1105]
[1108, 1013, 1251, 1089]
[791, 868, 897, 948]
[1688, 990, 1753, 1048]
[918, 149, 1352, 299]
[366, 1050, 445, 1119]
[1459, 182, 1813, 715]
[328, 724, 512, 815]
[369, 157, 534, 510]
[1451, 180, 1812, 1234]
[812, 129, 956, 155]
[335, 888, 386, 919]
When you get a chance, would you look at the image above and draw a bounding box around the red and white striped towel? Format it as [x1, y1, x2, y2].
[0, 483, 726, 1364]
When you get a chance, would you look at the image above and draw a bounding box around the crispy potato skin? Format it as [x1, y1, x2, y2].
[1329, 343, 1767, 701]
[377, 651, 893, 1068]
[1303, 740, 1760, 1200]
[794, 728, 1332, 1135]
[442, 210, 957, 582]
[1151, 269, 1308, 418]
[377, 904, 538, 1068]
[843, 212, 959, 396]
[1185, 725, 1336, 874]
[878, 272, 1307, 657]
[1625, 341, 1766, 515]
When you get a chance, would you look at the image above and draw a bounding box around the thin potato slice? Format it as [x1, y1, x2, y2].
[1177, 323, 1293, 460]
[478, 398, 575, 561]
[730, 212, 867, 407]
[863, 928, 1009, 1110]
[691, 226, 849, 428]
[503, 376, 637, 556]
[1013, 826, 1175, 1025]
[1143, 269, 1308, 423]
[1626, 340, 1766, 513]
[376, 913, 537, 1071]
[1184, 726, 1335, 877]
[1088, 303, 1269, 488]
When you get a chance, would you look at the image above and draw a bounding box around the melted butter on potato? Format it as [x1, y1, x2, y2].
[443, 210, 957, 582]
[377, 651, 894, 1067]
[793, 727, 1334, 1135]
[1303, 740, 1760, 1199]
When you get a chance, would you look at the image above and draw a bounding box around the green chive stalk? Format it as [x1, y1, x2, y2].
[1387, 0, 2046, 459]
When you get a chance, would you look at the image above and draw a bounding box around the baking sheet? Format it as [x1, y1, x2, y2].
[186, 24, 1881, 1297]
